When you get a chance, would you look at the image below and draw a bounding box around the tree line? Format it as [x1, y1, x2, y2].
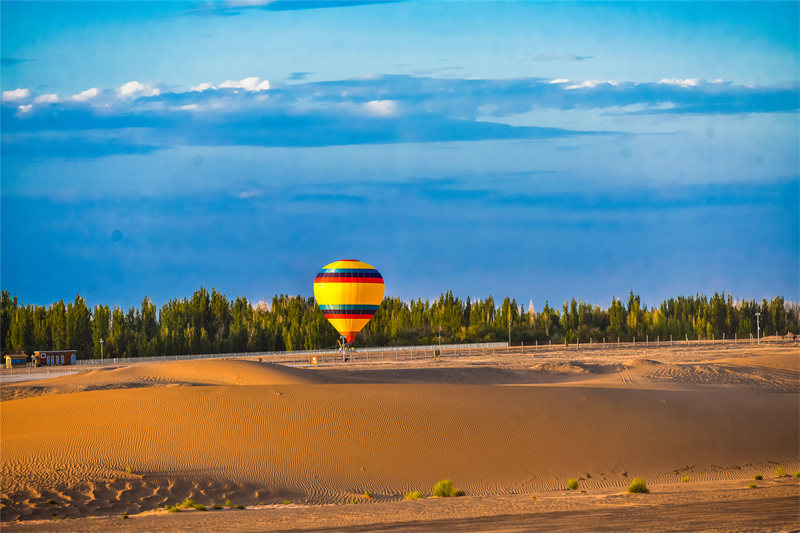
[1, 289, 796, 359]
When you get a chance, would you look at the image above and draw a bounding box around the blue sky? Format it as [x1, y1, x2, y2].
[2, 1, 798, 310]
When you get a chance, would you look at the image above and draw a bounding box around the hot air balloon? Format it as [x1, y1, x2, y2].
[313, 259, 384, 347]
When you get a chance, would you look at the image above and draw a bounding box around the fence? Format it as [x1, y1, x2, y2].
[69, 335, 797, 367]
[73, 341, 509, 366]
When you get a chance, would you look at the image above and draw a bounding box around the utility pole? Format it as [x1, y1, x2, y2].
[755, 312, 761, 344]
[508, 314, 511, 347]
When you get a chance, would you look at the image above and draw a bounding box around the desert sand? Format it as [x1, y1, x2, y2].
[1, 343, 798, 531]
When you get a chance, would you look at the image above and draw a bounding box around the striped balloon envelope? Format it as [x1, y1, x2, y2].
[313, 259, 384, 344]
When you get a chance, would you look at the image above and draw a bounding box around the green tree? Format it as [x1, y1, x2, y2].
[10, 305, 34, 353]
[32, 305, 50, 350]
[47, 300, 67, 350]
[1, 291, 19, 353]
[768, 295, 786, 336]
[138, 296, 159, 357]
[109, 306, 127, 358]
[92, 304, 111, 359]
[65, 296, 93, 358]
[608, 297, 626, 340]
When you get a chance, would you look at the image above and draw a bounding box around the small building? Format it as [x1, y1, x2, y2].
[5, 354, 28, 368]
[32, 350, 77, 367]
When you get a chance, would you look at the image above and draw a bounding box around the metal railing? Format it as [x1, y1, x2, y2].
[72, 341, 509, 366]
[74, 335, 797, 367]
[3, 336, 796, 375]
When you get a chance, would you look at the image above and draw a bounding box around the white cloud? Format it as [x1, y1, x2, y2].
[71, 88, 100, 101]
[658, 78, 700, 88]
[364, 99, 398, 117]
[564, 80, 617, 90]
[17, 104, 33, 114]
[178, 104, 200, 111]
[565, 80, 600, 90]
[34, 93, 59, 103]
[549, 78, 570, 84]
[191, 82, 214, 92]
[191, 77, 269, 92]
[219, 77, 270, 92]
[118, 80, 161, 98]
[3, 88, 31, 101]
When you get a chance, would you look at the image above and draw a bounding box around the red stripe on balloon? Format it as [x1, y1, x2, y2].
[324, 313, 376, 319]
[314, 277, 384, 284]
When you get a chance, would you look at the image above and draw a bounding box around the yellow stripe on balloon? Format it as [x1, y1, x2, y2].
[313, 283, 384, 307]
[320, 259, 376, 270]
[313, 259, 384, 344]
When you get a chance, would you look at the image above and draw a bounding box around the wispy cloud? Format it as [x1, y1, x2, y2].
[34, 93, 59, 104]
[70, 87, 100, 102]
[191, 77, 270, 92]
[364, 99, 398, 117]
[2, 74, 796, 159]
[2, 88, 31, 101]
[192, 0, 401, 16]
[118, 81, 161, 98]
[659, 78, 700, 88]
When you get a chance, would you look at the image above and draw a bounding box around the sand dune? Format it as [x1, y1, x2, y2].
[1, 359, 331, 401]
[1, 346, 798, 528]
[45, 358, 329, 387]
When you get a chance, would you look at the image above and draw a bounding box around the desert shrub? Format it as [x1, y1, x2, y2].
[212, 504, 222, 510]
[235, 504, 244, 509]
[167, 506, 180, 513]
[681, 476, 690, 483]
[794, 472, 800, 478]
[775, 466, 787, 477]
[404, 491, 424, 500]
[46, 499, 56, 504]
[753, 474, 762, 480]
[177, 498, 206, 510]
[282, 500, 291, 505]
[364, 490, 373, 498]
[125, 464, 132, 474]
[122, 512, 129, 519]
[432, 479, 463, 497]
[747, 483, 757, 489]
[224, 499, 232, 507]
[627, 478, 649, 493]
[566, 479, 579, 490]
[179, 498, 196, 508]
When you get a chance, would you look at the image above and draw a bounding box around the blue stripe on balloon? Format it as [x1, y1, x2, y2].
[319, 304, 380, 311]
[317, 269, 383, 276]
